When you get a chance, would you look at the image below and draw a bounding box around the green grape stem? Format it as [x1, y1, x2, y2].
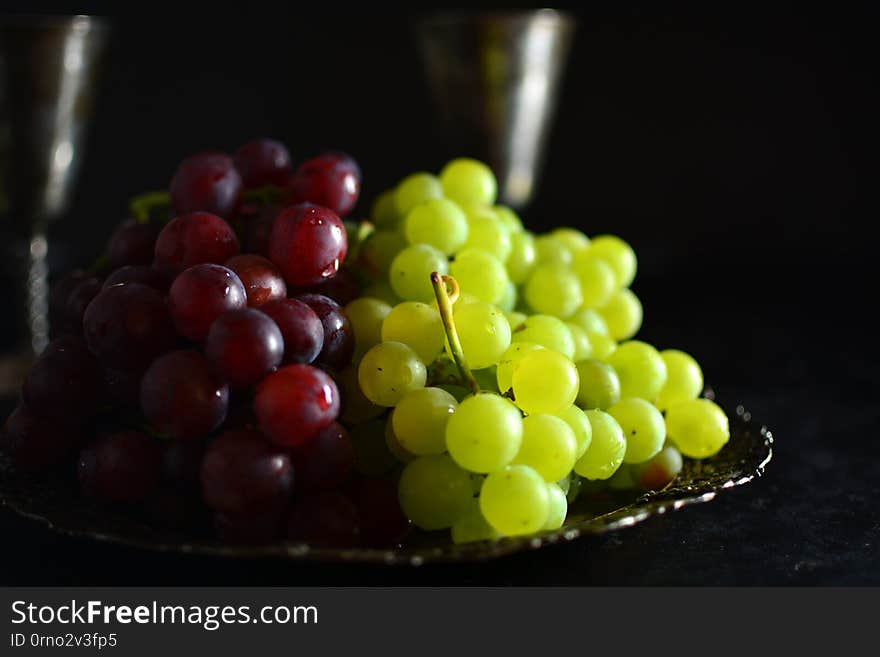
[431, 272, 479, 395]
[129, 190, 172, 223]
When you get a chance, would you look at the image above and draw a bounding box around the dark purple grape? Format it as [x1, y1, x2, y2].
[233, 138, 293, 188]
[49, 269, 88, 335]
[291, 421, 353, 493]
[153, 211, 240, 273]
[205, 308, 284, 387]
[64, 276, 103, 336]
[161, 439, 207, 491]
[78, 431, 163, 503]
[1, 405, 81, 472]
[286, 492, 359, 547]
[224, 254, 287, 307]
[169, 152, 242, 219]
[351, 478, 411, 547]
[106, 218, 161, 269]
[295, 293, 354, 371]
[287, 152, 361, 218]
[244, 203, 282, 257]
[168, 264, 247, 342]
[268, 203, 347, 288]
[140, 350, 229, 440]
[103, 265, 172, 292]
[104, 368, 142, 409]
[83, 283, 176, 372]
[297, 267, 360, 306]
[215, 509, 285, 544]
[258, 298, 323, 365]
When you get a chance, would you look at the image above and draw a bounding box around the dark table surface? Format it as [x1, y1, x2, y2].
[1, 7, 878, 585]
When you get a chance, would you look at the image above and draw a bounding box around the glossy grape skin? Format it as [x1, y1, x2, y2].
[511, 349, 579, 416]
[398, 454, 473, 530]
[439, 158, 497, 206]
[78, 431, 163, 503]
[254, 364, 340, 447]
[83, 283, 176, 371]
[370, 189, 400, 229]
[632, 445, 683, 490]
[655, 349, 704, 412]
[512, 414, 578, 483]
[357, 341, 426, 407]
[665, 399, 730, 459]
[103, 265, 172, 292]
[449, 248, 508, 305]
[588, 235, 637, 288]
[496, 342, 544, 393]
[353, 478, 412, 546]
[299, 267, 360, 306]
[168, 264, 247, 341]
[572, 254, 617, 309]
[287, 492, 359, 547]
[606, 340, 667, 401]
[566, 322, 593, 362]
[106, 218, 161, 269]
[543, 483, 569, 530]
[295, 293, 355, 371]
[556, 405, 593, 459]
[392, 387, 457, 456]
[574, 410, 627, 480]
[154, 211, 241, 272]
[506, 231, 537, 284]
[224, 254, 287, 307]
[381, 301, 445, 364]
[551, 227, 591, 257]
[201, 429, 294, 516]
[358, 230, 407, 278]
[453, 301, 512, 370]
[268, 203, 348, 288]
[344, 297, 392, 362]
[446, 393, 523, 474]
[290, 421, 354, 493]
[576, 359, 622, 409]
[140, 350, 230, 440]
[480, 465, 550, 536]
[233, 138, 293, 188]
[511, 314, 575, 359]
[389, 243, 449, 302]
[205, 308, 284, 387]
[599, 288, 643, 341]
[22, 336, 104, 424]
[451, 499, 502, 544]
[64, 276, 103, 336]
[287, 152, 361, 218]
[1, 405, 81, 472]
[524, 263, 583, 319]
[571, 308, 609, 336]
[461, 204, 511, 261]
[169, 152, 242, 219]
[608, 398, 667, 464]
[394, 172, 443, 216]
[49, 269, 89, 335]
[258, 298, 324, 365]
[404, 198, 469, 255]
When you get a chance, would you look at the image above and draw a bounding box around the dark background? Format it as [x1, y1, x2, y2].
[1, 5, 878, 584]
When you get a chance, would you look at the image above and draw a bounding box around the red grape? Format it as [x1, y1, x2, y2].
[50, 269, 88, 335]
[64, 276, 103, 336]
[244, 203, 283, 257]
[169, 152, 242, 219]
[350, 478, 411, 547]
[258, 298, 323, 365]
[290, 421, 354, 493]
[295, 293, 354, 371]
[106, 218, 160, 269]
[286, 492, 359, 547]
[297, 267, 360, 306]
[83, 283, 176, 371]
[287, 152, 361, 217]
[268, 203, 347, 288]
[140, 350, 229, 440]
[205, 308, 284, 387]
[224, 254, 287, 307]
[103, 265, 172, 292]
[1, 405, 82, 472]
[253, 364, 340, 447]
[78, 431, 162, 503]
[153, 211, 240, 272]
[168, 264, 247, 341]
[233, 138, 293, 188]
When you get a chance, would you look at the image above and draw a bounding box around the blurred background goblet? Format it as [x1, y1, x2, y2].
[0, 14, 108, 395]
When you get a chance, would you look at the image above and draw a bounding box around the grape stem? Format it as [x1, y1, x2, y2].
[129, 190, 172, 223]
[431, 272, 479, 395]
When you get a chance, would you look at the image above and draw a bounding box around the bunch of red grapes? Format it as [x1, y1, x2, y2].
[1, 139, 409, 547]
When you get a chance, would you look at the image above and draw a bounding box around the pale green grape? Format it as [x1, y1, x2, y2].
[358, 341, 427, 407]
[632, 445, 683, 490]
[506, 231, 537, 284]
[599, 288, 643, 341]
[404, 198, 469, 255]
[480, 465, 550, 536]
[496, 341, 544, 393]
[398, 454, 473, 530]
[607, 463, 637, 490]
[471, 366, 500, 393]
[524, 263, 583, 319]
[608, 398, 667, 464]
[655, 349, 704, 412]
[494, 205, 523, 233]
[534, 234, 573, 266]
[587, 331, 618, 360]
[575, 359, 621, 409]
[453, 301, 511, 370]
[551, 228, 591, 258]
[345, 297, 392, 362]
[587, 235, 637, 288]
[381, 301, 445, 364]
[449, 248, 508, 305]
[370, 188, 400, 229]
[446, 393, 523, 473]
[542, 483, 568, 530]
[385, 414, 415, 463]
[511, 349, 579, 415]
[565, 322, 593, 362]
[439, 158, 497, 206]
[511, 314, 575, 359]
[392, 386, 457, 455]
[498, 280, 517, 312]
[389, 243, 449, 302]
[572, 254, 617, 308]
[665, 399, 730, 459]
[574, 409, 626, 480]
[462, 204, 512, 261]
[338, 366, 384, 425]
[556, 404, 593, 458]
[350, 418, 398, 477]
[451, 499, 501, 544]
[394, 172, 443, 216]
[512, 414, 578, 482]
[504, 311, 527, 331]
[606, 340, 667, 401]
[571, 308, 609, 335]
[358, 230, 407, 277]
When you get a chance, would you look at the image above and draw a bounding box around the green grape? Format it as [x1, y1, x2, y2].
[504, 310, 527, 331]
[358, 230, 407, 278]
[471, 366, 500, 393]
[370, 188, 401, 229]
[345, 297, 392, 362]
[449, 248, 508, 305]
[607, 463, 637, 490]
[574, 409, 627, 480]
[572, 254, 616, 308]
[511, 349, 579, 415]
[389, 243, 449, 302]
[551, 227, 591, 257]
[632, 445, 683, 490]
[506, 231, 537, 284]
[446, 393, 523, 473]
[511, 314, 575, 359]
[543, 483, 568, 530]
[439, 158, 497, 206]
[534, 234, 573, 266]
[556, 404, 593, 458]
[451, 499, 501, 544]
[498, 280, 517, 312]
[361, 280, 402, 307]
[358, 341, 427, 407]
[461, 204, 512, 261]
[608, 398, 667, 464]
[575, 359, 621, 409]
[385, 414, 416, 463]
[599, 288, 643, 341]
[665, 399, 730, 459]
[512, 414, 578, 482]
[565, 322, 593, 362]
[524, 263, 583, 319]
[494, 205, 523, 233]
[453, 301, 511, 369]
[398, 454, 474, 530]
[391, 387, 457, 455]
[437, 383, 470, 403]
[381, 301, 445, 364]
[571, 308, 609, 335]
[338, 365, 385, 425]
[480, 465, 550, 536]
[350, 418, 398, 477]
[496, 341, 544, 393]
[587, 331, 618, 360]
[404, 198, 469, 255]
[587, 234, 637, 288]
[394, 172, 443, 216]
[655, 349, 704, 412]
[606, 340, 667, 401]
